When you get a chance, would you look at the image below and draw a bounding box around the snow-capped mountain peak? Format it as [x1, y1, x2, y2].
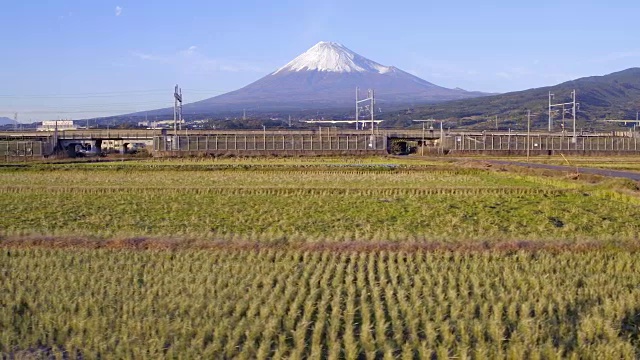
[273, 41, 393, 75]
[133, 40, 489, 117]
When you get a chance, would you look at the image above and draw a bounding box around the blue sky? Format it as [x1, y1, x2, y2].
[1, 0, 639, 121]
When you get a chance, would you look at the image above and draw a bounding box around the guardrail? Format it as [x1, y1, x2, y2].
[1, 141, 54, 161]
[153, 134, 388, 155]
[448, 134, 640, 152]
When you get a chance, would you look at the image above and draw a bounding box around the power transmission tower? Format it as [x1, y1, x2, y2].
[549, 90, 578, 140]
[356, 88, 375, 133]
[173, 85, 183, 139]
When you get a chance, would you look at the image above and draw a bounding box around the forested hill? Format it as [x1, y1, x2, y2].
[389, 68, 640, 129]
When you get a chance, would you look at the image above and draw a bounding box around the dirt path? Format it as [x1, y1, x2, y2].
[487, 160, 640, 181]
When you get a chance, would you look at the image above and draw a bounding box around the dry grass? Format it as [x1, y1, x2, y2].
[2, 248, 639, 358]
[3, 158, 640, 358]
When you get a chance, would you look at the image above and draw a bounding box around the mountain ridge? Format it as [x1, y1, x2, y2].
[0, 117, 16, 126]
[394, 67, 640, 129]
[134, 41, 488, 117]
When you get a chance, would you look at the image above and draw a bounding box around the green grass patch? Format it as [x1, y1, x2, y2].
[0, 159, 638, 243]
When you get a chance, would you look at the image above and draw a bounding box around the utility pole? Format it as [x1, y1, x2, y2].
[173, 85, 183, 149]
[355, 87, 359, 130]
[495, 115, 498, 131]
[527, 110, 531, 162]
[14, 113, 18, 131]
[370, 89, 375, 136]
[421, 121, 425, 156]
[562, 104, 566, 134]
[179, 91, 183, 131]
[413, 119, 438, 156]
[440, 120, 444, 155]
[572, 90, 577, 146]
[548, 92, 554, 132]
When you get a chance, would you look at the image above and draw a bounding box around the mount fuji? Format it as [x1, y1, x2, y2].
[142, 42, 488, 116]
[0, 117, 17, 126]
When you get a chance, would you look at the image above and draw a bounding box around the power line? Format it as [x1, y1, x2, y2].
[0, 90, 167, 99]
[0, 96, 220, 116]
[0, 109, 170, 115]
[0, 88, 228, 99]
[10, 100, 172, 108]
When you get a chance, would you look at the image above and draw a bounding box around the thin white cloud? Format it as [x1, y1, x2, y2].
[130, 47, 264, 73]
[131, 52, 160, 61]
[57, 12, 73, 20]
[115, 6, 122, 16]
[495, 67, 531, 80]
[496, 72, 512, 80]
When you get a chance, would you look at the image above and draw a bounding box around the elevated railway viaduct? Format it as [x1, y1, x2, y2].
[0, 128, 638, 160]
